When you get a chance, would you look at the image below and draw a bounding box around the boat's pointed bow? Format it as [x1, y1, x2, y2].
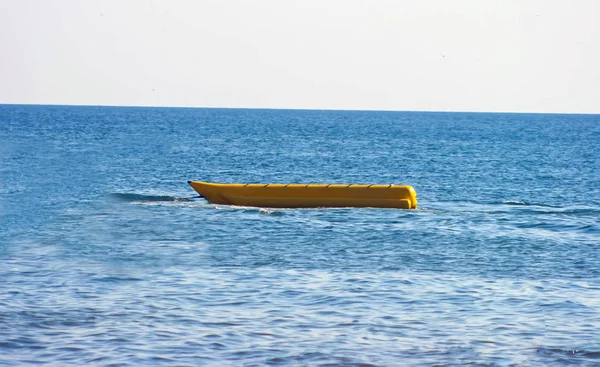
[188, 181, 232, 205]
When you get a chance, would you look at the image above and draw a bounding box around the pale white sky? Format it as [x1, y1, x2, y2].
[1, 0, 598, 113]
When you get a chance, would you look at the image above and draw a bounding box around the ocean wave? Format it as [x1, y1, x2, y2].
[110, 193, 200, 202]
[537, 347, 600, 360]
[430, 200, 600, 217]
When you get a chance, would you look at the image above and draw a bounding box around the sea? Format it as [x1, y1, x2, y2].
[1, 104, 599, 366]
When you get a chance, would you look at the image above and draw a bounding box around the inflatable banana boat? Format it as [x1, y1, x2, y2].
[188, 181, 417, 209]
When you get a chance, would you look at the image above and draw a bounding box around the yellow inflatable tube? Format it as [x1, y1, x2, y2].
[188, 181, 417, 209]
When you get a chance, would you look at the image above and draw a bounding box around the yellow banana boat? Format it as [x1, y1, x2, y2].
[188, 181, 417, 209]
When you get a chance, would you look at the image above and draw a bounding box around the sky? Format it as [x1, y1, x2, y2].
[1, 0, 599, 113]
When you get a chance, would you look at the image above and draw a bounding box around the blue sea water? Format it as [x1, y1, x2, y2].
[0, 104, 599, 366]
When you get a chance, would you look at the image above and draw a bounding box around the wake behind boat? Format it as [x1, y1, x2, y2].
[188, 181, 417, 209]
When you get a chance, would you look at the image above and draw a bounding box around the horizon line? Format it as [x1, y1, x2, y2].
[1, 102, 599, 116]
